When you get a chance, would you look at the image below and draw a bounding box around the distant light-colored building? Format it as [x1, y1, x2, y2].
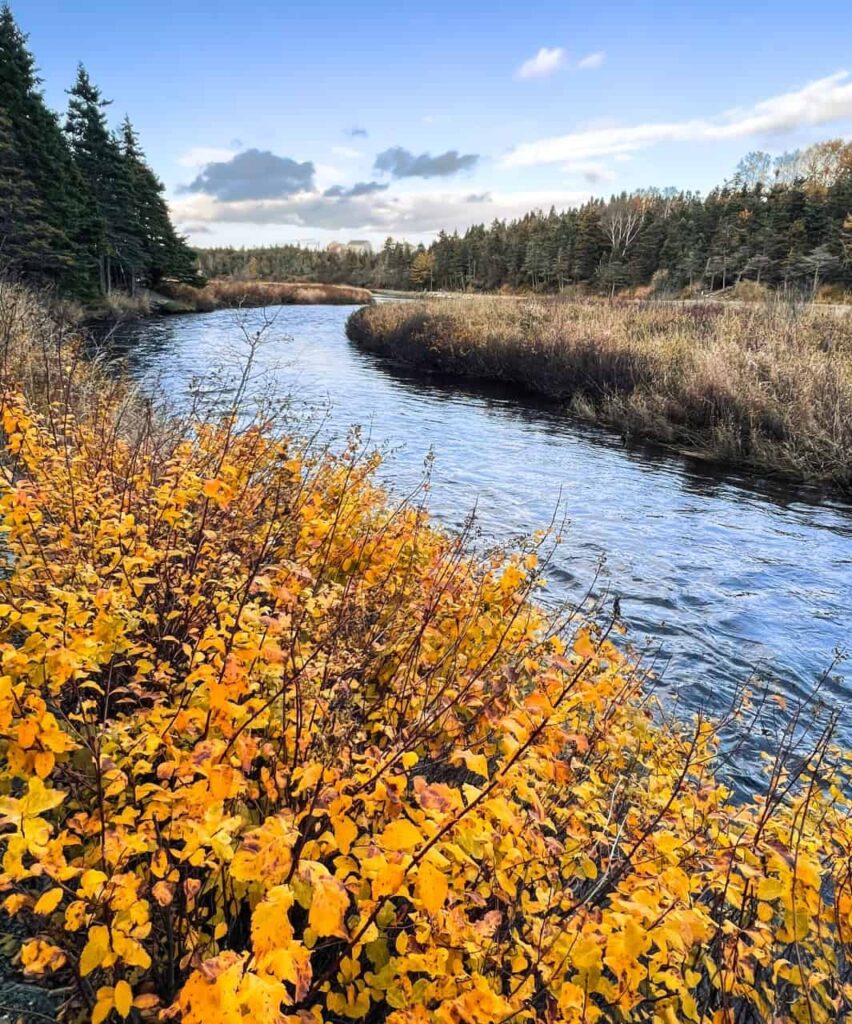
[327, 240, 373, 256]
[347, 239, 373, 255]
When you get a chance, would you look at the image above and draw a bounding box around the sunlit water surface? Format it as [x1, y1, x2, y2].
[102, 303, 852, 786]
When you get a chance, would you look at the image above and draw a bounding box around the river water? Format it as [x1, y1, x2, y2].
[104, 302, 852, 782]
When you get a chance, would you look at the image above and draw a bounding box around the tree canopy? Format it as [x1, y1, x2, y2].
[0, 4, 197, 299]
[199, 141, 852, 298]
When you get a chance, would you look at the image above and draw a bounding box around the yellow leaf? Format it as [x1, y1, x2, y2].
[571, 936, 602, 972]
[33, 887, 63, 915]
[33, 751, 55, 779]
[150, 847, 168, 879]
[573, 630, 596, 660]
[257, 942, 313, 1001]
[308, 874, 350, 938]
[132, 994, 160, 1010]
[758, 877, 784, 901]
[80, 869, 108, 899]
[114, 980, 133, 1018]
[416, 861, 447, 915]
[92, 991, 113, 1024]
[381, 818, 422, 852]
[3, 893, 28, 915]
[332, 814, 358, 856]
[252, 885, 295, 954]
[79, 925, 110, 976]
[452, 749, 489, 780]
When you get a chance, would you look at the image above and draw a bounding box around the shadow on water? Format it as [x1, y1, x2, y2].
[354, 346, 852, 521]
[99, 305, 852, 792]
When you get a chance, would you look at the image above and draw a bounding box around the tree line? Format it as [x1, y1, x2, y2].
[0, 4, 197, 300]
[199, 140, 852, 298]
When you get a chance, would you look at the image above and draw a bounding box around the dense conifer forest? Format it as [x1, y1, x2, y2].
[199, 142, 852, 298]
[0, 5, 197, 300]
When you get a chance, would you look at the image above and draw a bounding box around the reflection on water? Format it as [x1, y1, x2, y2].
[101, 304, 852, 784]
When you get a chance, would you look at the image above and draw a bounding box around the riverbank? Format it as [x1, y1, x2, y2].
[348, 297, 852, 493]
[161, 278, 373, 312]
[2, 282, 852, 1024]
[82, 279, 373, 323]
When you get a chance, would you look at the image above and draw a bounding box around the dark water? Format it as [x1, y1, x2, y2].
[103, 303, 852, 779]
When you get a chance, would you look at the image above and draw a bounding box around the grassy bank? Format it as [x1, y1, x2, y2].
[1, 282, 851, 1024]
[76, 280, 373, 324]
[348, 297, 852, 492]
[162, 278, 373, 312]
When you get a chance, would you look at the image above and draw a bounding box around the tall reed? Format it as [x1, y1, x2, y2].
[348, 297, 852, 490]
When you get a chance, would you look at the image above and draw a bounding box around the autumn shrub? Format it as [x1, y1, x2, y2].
[1, 282, 852, 1024]
[730, 280, 772, 303]
[347, 297, 852, 491]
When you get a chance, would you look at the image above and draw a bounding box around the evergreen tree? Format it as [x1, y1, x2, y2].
[119, 117, 198, 287]
[65, 65, 135, 293]
[0, 108, 60, 277]
[0, 4, 93, 293]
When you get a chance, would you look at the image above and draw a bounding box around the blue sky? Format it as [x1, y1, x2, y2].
[15, 0, 852, 247]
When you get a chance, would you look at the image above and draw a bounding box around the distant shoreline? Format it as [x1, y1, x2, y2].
[84, 279, 374, 323]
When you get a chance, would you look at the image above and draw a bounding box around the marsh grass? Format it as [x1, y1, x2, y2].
[164, 278, 372, 311]
[348, 297, 852, 491]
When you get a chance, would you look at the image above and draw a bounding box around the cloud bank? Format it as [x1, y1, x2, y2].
[323, 181, 389, 198]
[505, 71, 852, 166]
[172, 188, 590, 237]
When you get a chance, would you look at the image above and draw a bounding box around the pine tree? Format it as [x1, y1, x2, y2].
[573, 203, 605, 282]
[0, 107, 61, 277]
[65, 65, 133, 293]
[0, 4, 93, 293]
[119, 117, 198, 288]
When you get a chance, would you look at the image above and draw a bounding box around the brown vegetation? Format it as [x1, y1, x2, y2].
[347, 297, 852, 491]
[162, 278, 372, 312]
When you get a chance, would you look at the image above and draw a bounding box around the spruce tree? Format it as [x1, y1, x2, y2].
[0, 4, 94, 293]
[65, 65, 132, 293]
[119, 117, 197, 288]
[0, 107, 62, 278]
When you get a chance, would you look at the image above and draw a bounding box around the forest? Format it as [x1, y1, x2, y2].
[198, 141, 852, 298]
[0, 5, 197, 301]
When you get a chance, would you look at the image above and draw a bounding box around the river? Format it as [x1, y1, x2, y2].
[103, 302, 852, 785]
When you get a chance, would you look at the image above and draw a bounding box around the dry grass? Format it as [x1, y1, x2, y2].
[347, 296, 852, 491]
[90, 289, 157, 320]
[162, 278, 372, 311]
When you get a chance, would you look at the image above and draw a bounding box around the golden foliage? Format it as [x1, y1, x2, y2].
[1, 285, 852, 1023]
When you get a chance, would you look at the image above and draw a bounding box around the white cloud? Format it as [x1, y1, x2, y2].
[504, 71, 852, 166]
[577, 51, 605, 70]
[313, 162, 345, 190]
[515, 46, 565, 80]
[177, 146, 238, 169]
[331, 145, 363, 159]
[171, 187, 591, 237]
